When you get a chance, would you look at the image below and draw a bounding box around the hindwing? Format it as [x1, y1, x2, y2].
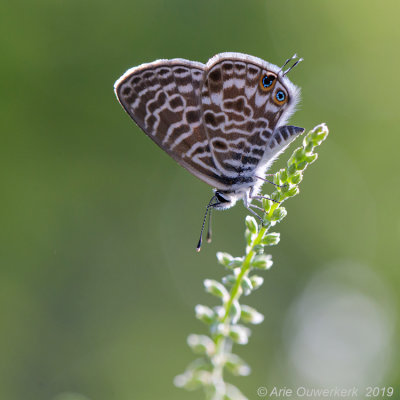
[201, 53, 300, 179]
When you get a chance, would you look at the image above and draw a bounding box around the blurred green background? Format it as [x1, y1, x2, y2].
[1, 0, 399, 399]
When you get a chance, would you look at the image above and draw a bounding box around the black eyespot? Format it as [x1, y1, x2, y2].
[262, 74, 275, 88]
[259, 73, 276, 92]
[276, 90, 286, 102]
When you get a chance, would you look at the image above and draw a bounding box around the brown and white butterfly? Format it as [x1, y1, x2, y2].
[114, 52, 304, 250]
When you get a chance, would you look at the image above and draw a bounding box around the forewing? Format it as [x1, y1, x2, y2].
[115, 59, 229, 189]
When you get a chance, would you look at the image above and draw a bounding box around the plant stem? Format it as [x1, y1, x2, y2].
[175, 123, 330, 400]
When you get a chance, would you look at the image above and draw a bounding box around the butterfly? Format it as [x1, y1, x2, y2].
[114, 52, 304, 251]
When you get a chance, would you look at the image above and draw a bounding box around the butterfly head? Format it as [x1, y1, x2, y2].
[212, 190, 239, 210]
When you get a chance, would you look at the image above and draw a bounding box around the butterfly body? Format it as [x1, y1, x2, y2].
[114, 52, 304, 247]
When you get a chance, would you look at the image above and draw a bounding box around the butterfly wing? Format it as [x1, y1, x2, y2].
[201, 53, 302, 182]
[114, 59, 232, 190]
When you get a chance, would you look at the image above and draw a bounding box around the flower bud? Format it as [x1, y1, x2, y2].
[294, 147, 306, 162]
[253, 244, 264, 254]
[228, 257, 244, 268]
[241, 276, 253, 295]
[286, 186, 299, 197]
[251, 254, 273, 270]
[249, 275, 264, 290]
[228, 325, 251, 345]
[279, 169, 288, 183]
[224, 353, 251, 376]
[216, 252, 233, 267]
[290, 171, 302, 184]
[245, 215, 258, 234]
[305, 153, 318, 164]
[287, 163, 297, 176]
[222, 274, 236, 286]
[262, 198, 272, 212]
[187, 334, 215, 356]
[240, 305, 264, 324]
[261, 232, 280, 246]
[230, 300, 241, 324]
[271, 207, 287, 222]
[204, 279, 229, 302]
[195, 304, 215, 325]
[296, 160, 307, 170]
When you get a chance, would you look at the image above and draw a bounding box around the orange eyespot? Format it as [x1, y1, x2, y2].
[259, 73, 277, 92]
[273, 89, 288, 105]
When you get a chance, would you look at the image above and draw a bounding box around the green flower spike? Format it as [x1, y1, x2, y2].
[175, 123, 329, 399]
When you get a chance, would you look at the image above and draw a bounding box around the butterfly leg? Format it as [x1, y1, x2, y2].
[245, 204, 264, 223]
[249, 203, 265, 212]
[254, 175, 287, 188]
[243, 189, 264, 222]
[251, 195, 280, 204]
[248, 186, 280, 204]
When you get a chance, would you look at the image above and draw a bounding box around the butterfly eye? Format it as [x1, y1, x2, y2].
[260, 74, 276, 91]
[274, 89, 287, 105]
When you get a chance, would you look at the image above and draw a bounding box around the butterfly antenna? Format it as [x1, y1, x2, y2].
[283, 57, 304, 76]
[196, 196, 216, 252]
[278, 53, 297, 75]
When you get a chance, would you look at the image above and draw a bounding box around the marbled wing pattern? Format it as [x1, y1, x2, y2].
[115, 59, 232, 190]
[201, 53, 302, 191]
[115, 53, 303, 194]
